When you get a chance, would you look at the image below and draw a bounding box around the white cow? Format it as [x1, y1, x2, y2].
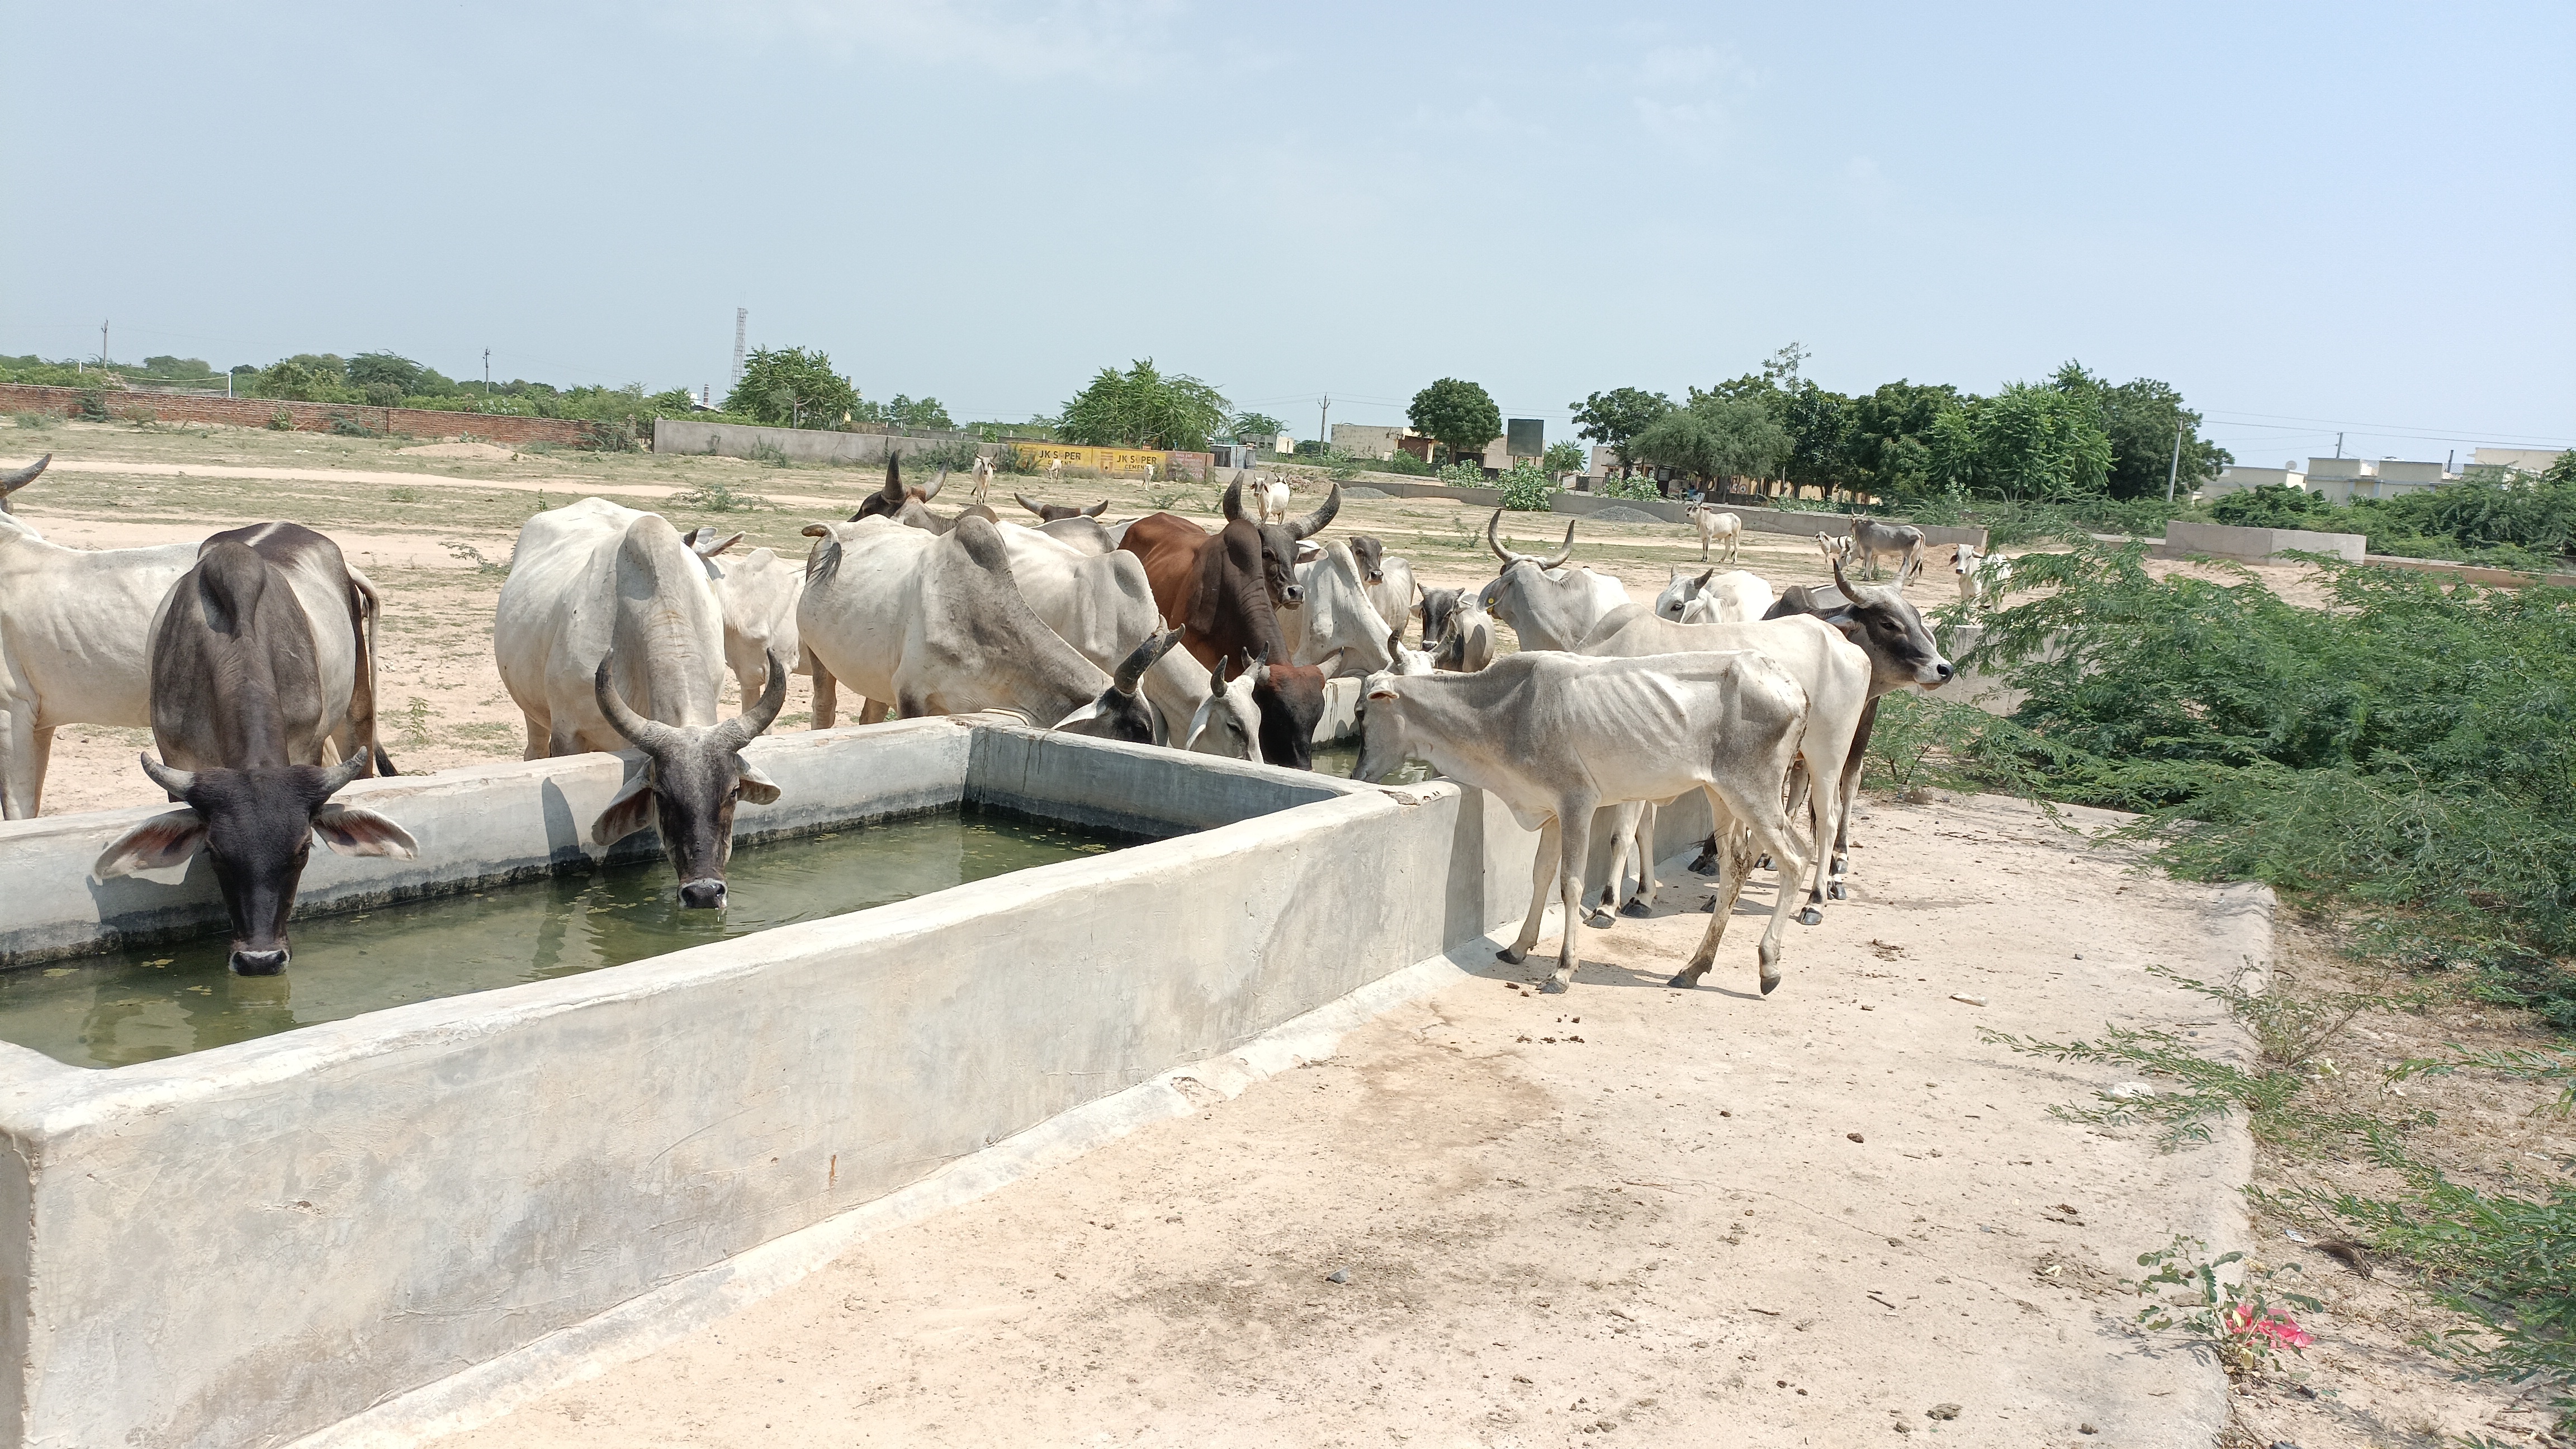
[1685, 503, 1741, 563]
[1182, 656, 1262, 762]
[1355, 650, 1812, 995]
[1258, 475, 1292, 527]
[681, 528, 808, 711]
[1655, 566, 1775, 625]
[494, 496, 789, 909]
[1478, 513, 1630, 651]
[0, 455, 197, 817]
[993, 520, 1209, 742]
[970, 454, 996, 505]
[1277, 538, 1396, 677]
[1953, 542, 2004, 609]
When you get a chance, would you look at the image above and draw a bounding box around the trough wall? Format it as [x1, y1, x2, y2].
[0, 383, 592, 447]
[0, 719, 1670, 1448]
[2161, 519, 2366, 563]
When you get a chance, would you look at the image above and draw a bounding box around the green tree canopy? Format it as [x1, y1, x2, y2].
[1410, 378, 1503, 464]
[1058, 359, 1230, 452]
[1844, 381, 1965, 500]
[726, 346, 858, 428]
[1230, 411, 1286, 443]
[1568, 387, 1673, 471]
[1931, 382, 2114, 500]
[1541, 439, 1588, 473]
[2053, 362, 2231, 499]
[1633, 394, 1792, 490]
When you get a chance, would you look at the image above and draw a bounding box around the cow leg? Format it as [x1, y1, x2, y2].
[1674, 797, 1754, 986]
[1545, 803, 1597, 993]
[1688, 832, 1721, 875]
[1, 705, 46, 820]
[518, 712, 550, 761]
[1499, 816, 1560, 967]
[1824, 697, 1881, 902]
[1590, 802, 1638, 925]
[1620, 801, 1660, 916]
[810, 669, 839, 730]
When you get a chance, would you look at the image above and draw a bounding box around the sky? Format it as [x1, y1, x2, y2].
[4, 1, 2570, 466]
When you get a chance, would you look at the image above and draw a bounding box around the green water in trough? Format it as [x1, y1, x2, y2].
[0, 806, 1141, 1070]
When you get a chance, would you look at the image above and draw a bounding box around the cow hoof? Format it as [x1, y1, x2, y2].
[1664, 971, 1699, 989]
[1759, 972, 1782, 996]
[1587, 910, 1615, 929]
[1756, 855, 1775, 872]
[1538, 978, 1569, 995]
[1701, 896, 1717, 913]
[1827, 882, 1847, 902]
[1796, 907, 1823, 927]
[1497, 946, 1526, 965]
[1619, 899, 1653, 918]
[1688, 854, 1720, 876]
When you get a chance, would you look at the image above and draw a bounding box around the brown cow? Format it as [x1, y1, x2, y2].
[1117, 473, 1342, 674]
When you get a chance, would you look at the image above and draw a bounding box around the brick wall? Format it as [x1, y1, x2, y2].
[0, 383, 594, 447]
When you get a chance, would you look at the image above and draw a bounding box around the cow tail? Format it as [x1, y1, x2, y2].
[348, 568, 399, 776]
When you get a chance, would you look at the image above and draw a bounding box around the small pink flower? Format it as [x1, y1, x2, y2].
[2223, 1303, 2312, 1349]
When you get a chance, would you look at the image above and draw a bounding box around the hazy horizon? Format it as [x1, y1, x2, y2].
[4, 1, 2568, 466]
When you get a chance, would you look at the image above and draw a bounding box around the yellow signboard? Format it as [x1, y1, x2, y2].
[1008, 442, 1170, 477]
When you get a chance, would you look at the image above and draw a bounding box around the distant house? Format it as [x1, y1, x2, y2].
[2473, 447, 2566, 475]
[1330, 424, 1413, 460]
[2203, 456, 2457, 505]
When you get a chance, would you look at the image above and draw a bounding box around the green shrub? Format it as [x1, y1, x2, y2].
[11, 410, 54, 430]
[1599, 471, 1661, 501]
[2212, 483, 2332, 529]
[267, 407, 295, 430]
[1435, 462, 1488, 487]
[1497, 463, 1554, 510]
[1377, 449, 1432, 476]
[72, 391, 111, 422]
[905, 438, 984, 473]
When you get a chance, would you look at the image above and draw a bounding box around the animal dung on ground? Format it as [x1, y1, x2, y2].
[2313, 1238, 2374, 1277]
[1846, 1132, 1865, 1143]
[1949, 992, 1988, 1007]
[1926, 1403, 1962, 1421]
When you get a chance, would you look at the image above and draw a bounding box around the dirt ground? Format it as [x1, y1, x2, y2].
[3, 416, 2328, 818]
[434, 794, 2256, 1448]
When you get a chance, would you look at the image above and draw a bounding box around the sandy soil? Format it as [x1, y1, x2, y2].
[437, 793, 2261, 1449]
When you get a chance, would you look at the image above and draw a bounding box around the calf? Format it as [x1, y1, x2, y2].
[1953, 542, 2004, 609]
[1257, 475, 1292, 527]
[1346, 534, 1417, 646]
[1417, 586, 1464, 659]
[1356, 651, 1811, 994]
[94, 525, 414, 974]
[1684, 503, 1741, 563]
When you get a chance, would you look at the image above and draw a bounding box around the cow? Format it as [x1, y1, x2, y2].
[494, 499, 788, 908]
[1353, 651, 1811, 995]
[797, 513, 1169, 744]
[1038, 515, 1118, 556]
[970, 454, 996, 504]
[991, 521, 1208, 742]
[1430, 593, 1497, 673]
[93, 525, 414, 974]
[1655, 566, 1774, 625]
[681, 528, 810, 712]
[1015, 492, 1111, 523]
[1476, 512, 1628, 651]
[1278, 538, 1395, 677]
[1251, 653, 1334, 771]
[1257, 474, 1292, 527]
[1, 454, 201, 817]
[1850, 517, 1926, 583]
[1346, 534, 1417, 645]
[1386, 627, 1435, 678]
[1953, 542, 2004, 609]
[1182, 656, 1262, 762]
[1754, 556, 1953, 903]
[1684, 503, 1742, 563]
[1417, 585, 1463, 659]
[1117, 474, 1343, 674]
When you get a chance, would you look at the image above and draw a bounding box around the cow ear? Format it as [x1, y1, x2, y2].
[311, 806, 419, 859]
[1366, 683, 1400, 700]
[736, 758, 782, 806]
[1295, 539, 1322, 564]
[93, 809, 207, 879]
[591, 774, 657, 846]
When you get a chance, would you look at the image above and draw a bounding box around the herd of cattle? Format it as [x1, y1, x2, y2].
[0, 451, 1964, 995]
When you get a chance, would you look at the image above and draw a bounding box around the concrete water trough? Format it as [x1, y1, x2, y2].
[0, 717, 1719, 1448]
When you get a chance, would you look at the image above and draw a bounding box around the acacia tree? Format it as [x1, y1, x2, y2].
[1058, 359, 1230, 452]
[1409, 378, 1503, 466]
[727, 346, 857, 428]
[1569, 387, 1671, 475]
[1636, 395, 1791, 496]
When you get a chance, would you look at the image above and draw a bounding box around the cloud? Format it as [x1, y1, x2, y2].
[700, 0, 1192, 82]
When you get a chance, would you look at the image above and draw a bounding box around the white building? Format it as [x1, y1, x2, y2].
[2472, 447, 2565, 475]
[2304, 457, 2449, 505]
[2201, 463, 2306, 500]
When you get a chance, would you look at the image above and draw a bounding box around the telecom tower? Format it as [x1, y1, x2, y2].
[729, 308, 747, 393]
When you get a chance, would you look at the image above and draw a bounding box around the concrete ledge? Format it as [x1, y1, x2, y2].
[2363, 553, 2576, 589]
[2163, 519, 2365, 563]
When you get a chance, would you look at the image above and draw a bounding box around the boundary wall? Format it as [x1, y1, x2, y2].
[0, 718, 1683, 1448]
[652, 419, 1216, 481]
[1333, 477, 1988, 548]
[2161, 519, 2365, 563]
[0, 383, 591, 447]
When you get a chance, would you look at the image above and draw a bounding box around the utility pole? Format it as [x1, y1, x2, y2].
[99, 319, 108, 368]
[2164, 421, 2185, 503]
[2334, 431, 2343, 460]
[483, 348, 491, 396]
[730, 308, 748, 394]
[1318, 395, 1330, 451]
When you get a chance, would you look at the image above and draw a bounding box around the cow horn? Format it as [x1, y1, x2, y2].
[1112, 629, 1179, 697]
[1081, 499, 1107, 518]
[0, 452, 49, 504]
[593, 652, 685, 756]
[1221, 472, 1246, 521]
[1015, 491, 1048, 518]
[1484, 509, 1522, 565]
[1315, 647, 1347, 677]
[1537, 520, 1574, 570]
[1209, 654, 1228, 692]
[1830, 552, 1860, 602]
[316, 751, 369, 797]
[921, 467, 945, 502]
[879, 454, 904, 502]
[1693, 568, 1713, 589]
[138, 753, 196, 798]
[716, 651, 789, 751]
[1286, 484, 1341, 541]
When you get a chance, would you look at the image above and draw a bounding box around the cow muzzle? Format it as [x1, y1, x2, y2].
[679, 878, 728, 910]
[1921, 660, 1955, 686]
[230, 947, 289, 976]
[1280, 584, 1305, 607]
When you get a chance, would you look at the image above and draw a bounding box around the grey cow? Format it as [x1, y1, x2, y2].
[1849, 517, 1926, 584]
[1355, 651, 1812, 995]
[1476, 512, 1629, 651]
[93, 524, 414, 975]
